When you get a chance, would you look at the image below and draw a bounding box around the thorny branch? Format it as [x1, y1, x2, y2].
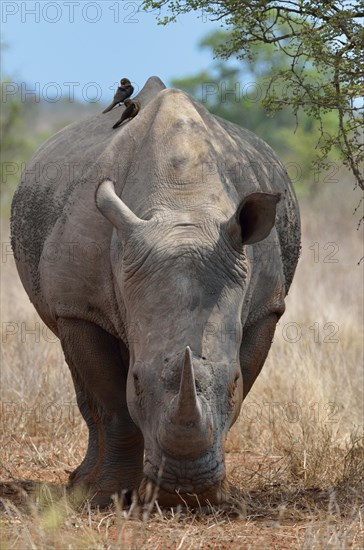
[143, 1, 364, 195]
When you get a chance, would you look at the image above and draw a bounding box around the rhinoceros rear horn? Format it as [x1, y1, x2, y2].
[96, 179, 147, 237]
[225, 192, 281, 245]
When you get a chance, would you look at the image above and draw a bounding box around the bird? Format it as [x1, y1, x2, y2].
[112, 99, 140, 129]
[102, 78, 134, 113]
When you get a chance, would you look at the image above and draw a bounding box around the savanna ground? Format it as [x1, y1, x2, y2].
[0, 178, 363, 549]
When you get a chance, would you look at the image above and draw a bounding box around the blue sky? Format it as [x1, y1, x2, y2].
[2, 0, 219, 103]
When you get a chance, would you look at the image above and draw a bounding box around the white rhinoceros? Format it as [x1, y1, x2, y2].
[11, 76, 300, 507]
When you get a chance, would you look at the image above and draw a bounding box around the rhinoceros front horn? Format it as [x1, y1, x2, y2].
[95, 179, 148, 238]
[158, 347, 214, 458]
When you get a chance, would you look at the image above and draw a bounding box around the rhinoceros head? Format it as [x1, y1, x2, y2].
[96, 179, 280, 505]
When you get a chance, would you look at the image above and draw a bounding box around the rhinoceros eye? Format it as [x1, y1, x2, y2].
[228, 373, 240, 404]
[133, 373, 141, 395]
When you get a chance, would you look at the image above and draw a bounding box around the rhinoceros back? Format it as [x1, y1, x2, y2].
[11, 77, 300, 334]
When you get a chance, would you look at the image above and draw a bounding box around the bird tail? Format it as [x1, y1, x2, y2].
[102, 103, 115, 114]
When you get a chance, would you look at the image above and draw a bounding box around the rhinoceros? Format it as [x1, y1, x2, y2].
[11, 76, 300, 507]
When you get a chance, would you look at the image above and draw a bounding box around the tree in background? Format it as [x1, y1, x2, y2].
[170, 30, 339, 195]
[0, 43, 99, 210]
[0, 80, 28, 207]
[143, 0, 363, 192]
[1, 42, 30, 204]
[0, 78, 53, 208]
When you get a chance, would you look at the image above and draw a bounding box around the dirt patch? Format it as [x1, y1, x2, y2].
[1, 449, 363, 549]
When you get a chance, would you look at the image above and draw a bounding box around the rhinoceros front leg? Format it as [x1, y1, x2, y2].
[57, 318, 144, 507]
[240, 313, 279, 399]
[67, 376, 99, 485]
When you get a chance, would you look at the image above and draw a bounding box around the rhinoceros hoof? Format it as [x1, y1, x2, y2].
[68, 463, 97, 485]
[66, 480, 136, 509]
[87, 489, 132, 509]
[67, 468, 140, 509]
[138, 476, 231, 508]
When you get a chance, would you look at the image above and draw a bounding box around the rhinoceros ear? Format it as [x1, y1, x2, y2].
[95, 180, 147, 238]
[225, 192, 281, 245]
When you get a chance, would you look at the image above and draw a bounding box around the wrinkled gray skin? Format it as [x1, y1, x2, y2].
[11, 77, 300, 507]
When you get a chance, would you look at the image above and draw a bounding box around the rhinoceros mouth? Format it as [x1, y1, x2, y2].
[138, 475, 229, 507]
[141, 452, 226, 506]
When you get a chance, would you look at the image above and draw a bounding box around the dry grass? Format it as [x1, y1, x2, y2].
[1, 180, 363, 549]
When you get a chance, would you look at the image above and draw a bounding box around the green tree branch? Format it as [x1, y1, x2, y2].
[143, 0, 364, 190]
